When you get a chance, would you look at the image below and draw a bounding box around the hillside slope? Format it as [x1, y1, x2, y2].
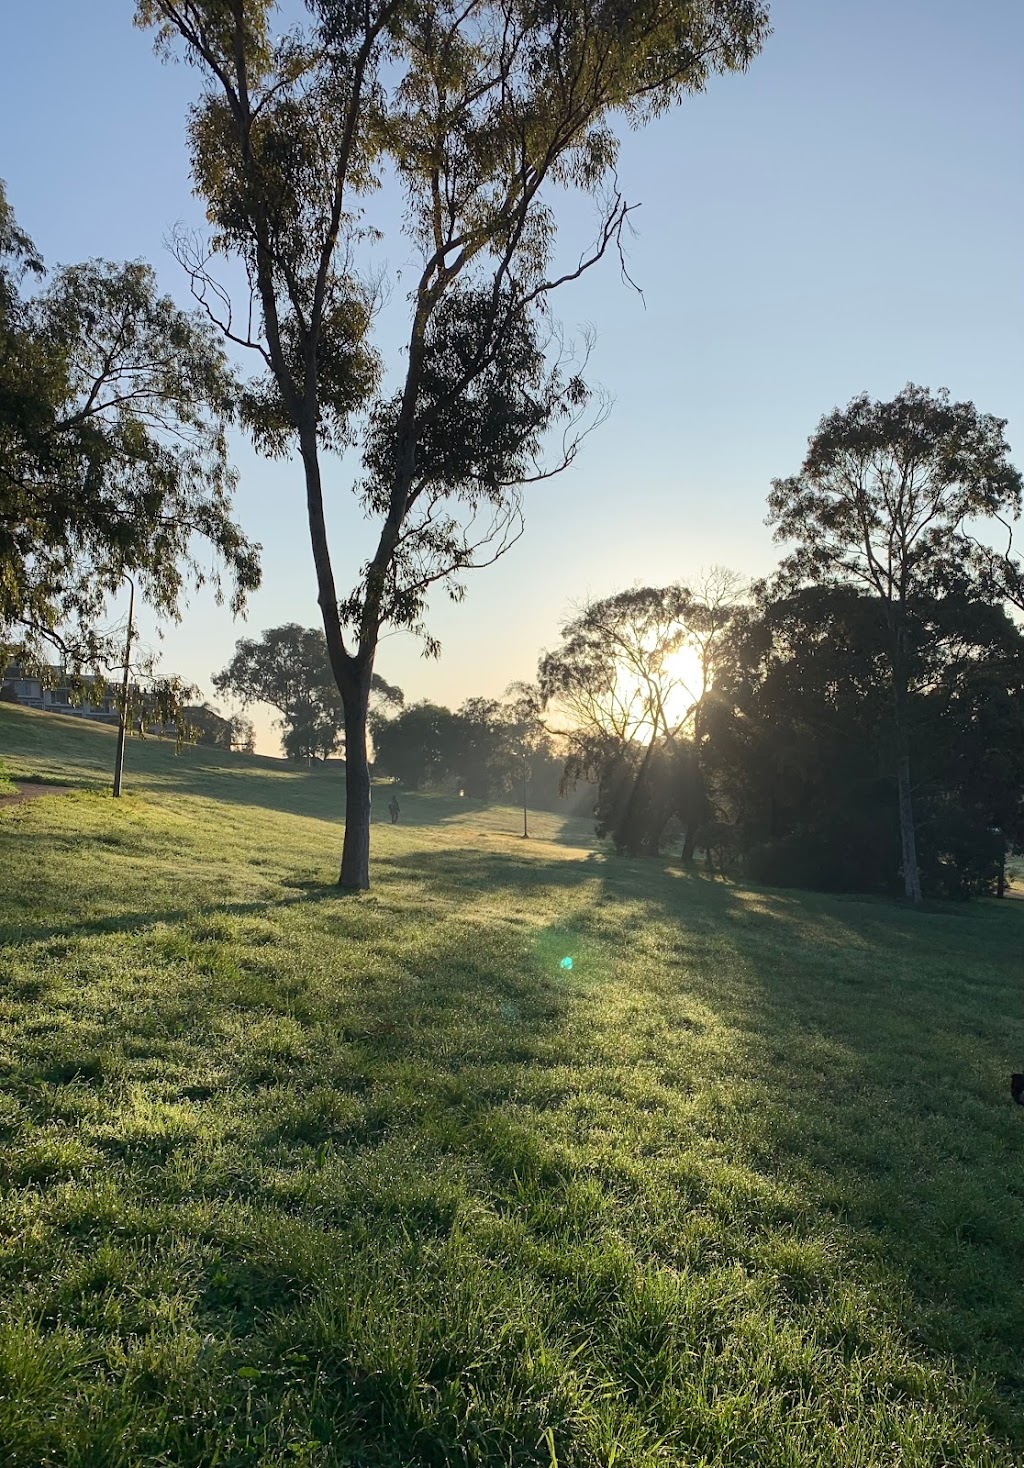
[1, 703, 1022, 1466]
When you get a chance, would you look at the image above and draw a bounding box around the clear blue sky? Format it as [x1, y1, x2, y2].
[2, 0, 1021, 753]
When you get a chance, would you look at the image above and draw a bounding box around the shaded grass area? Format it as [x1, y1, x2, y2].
[1, 712, 1023, 1465]
[0, 702, 358, 826]
[0, 702, 590, 844]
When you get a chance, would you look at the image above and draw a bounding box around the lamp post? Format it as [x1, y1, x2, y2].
[112, 575, 135, 799]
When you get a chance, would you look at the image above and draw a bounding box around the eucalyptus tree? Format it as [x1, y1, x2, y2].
[136, 0, 769, 889]
[767, 385, 1023, 903]
[539, 580, 739, 854]
[0, 182, 260, 671]
[539, 586, 690, 746]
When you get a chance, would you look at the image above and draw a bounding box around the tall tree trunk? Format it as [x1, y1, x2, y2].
[295, 429, 373, 891]
[896, 752, 922, 903]
[618, 738, 658, 856]
[339, 667, 372, 891]
[681, 826, 697, 865]
[892, 629, 922, 904]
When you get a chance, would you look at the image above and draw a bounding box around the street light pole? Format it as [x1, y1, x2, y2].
[112, 576, 135, 799]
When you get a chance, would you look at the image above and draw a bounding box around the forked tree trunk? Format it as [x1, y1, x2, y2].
[339, 671, 372, 891]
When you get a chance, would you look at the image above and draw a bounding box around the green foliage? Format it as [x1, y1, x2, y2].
[767, 385, 1023, 598]
[370, 693, 565, 801]
[214, 624, 403, 762]
[703, 585, 1024, 897]
[0, 182, 261, 668]
[1, 701, 1023, 1465]
[542, 561, 1024, 898]
[135, 0, 769, 887]
[767, 385, 1024, 901]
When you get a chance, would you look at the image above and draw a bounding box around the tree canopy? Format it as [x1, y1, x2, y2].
[0, 181, 261, 670]
[767, 384, 1023, 901]
[136, 0, 770, 888]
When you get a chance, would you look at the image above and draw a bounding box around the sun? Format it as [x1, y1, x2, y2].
[658, 643, 707, 730]
[605, 640, 707, 743]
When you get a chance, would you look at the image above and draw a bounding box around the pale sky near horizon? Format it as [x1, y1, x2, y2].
[2, 1, 1021, 755]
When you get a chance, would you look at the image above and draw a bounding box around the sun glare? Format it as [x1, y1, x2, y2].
[649, 644, 705, 735]
[607, 641, 707, 743]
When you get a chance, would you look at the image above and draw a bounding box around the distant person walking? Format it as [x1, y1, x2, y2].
[388, 792, 401, 825]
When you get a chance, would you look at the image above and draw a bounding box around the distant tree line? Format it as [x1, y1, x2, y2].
[210, 624, 589, 814]
[369, 692, 586, 814]
[542, 388, 1024, 901]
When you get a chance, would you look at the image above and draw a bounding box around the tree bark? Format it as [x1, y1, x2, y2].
[618, 737, 658, 854]
[294, 429, 373, 891]
[896, 753, 922, 903]
[339, 665, 372, 890]
[681, 826, 697, 865]
[890, 620, 923, 904]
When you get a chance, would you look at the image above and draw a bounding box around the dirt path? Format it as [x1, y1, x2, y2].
[0, 782, 73, 809]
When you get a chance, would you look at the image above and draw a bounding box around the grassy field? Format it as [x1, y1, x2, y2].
[1, 702, 1023, 1467]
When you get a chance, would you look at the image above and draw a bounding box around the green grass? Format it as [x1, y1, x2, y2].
[1, 701, 1023, 1466]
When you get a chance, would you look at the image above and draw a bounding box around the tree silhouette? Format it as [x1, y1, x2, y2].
[136, 0, 769, 888]
[767, 386, 1022, 903]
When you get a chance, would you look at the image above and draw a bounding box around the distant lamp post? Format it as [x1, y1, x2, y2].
[112, 575, 135, 799]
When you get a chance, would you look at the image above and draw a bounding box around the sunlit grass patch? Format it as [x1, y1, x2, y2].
[1, 703, 1023, 1464]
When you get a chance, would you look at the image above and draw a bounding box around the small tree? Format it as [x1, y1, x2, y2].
[504, 680, 549, 836]
[183, 701, 255, 750]
[767, 385, 1023, 903]
[137, 0, 769, 888]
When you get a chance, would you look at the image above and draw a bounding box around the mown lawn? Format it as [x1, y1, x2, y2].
[1, 704, 1023, 1467]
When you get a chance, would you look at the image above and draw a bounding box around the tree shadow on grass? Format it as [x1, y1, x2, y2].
[369, 844, 1024, 1444]
[0, 882, 347, 949]
[635, 877, 1024, 1438]
[4, 809, 1024, 1461]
